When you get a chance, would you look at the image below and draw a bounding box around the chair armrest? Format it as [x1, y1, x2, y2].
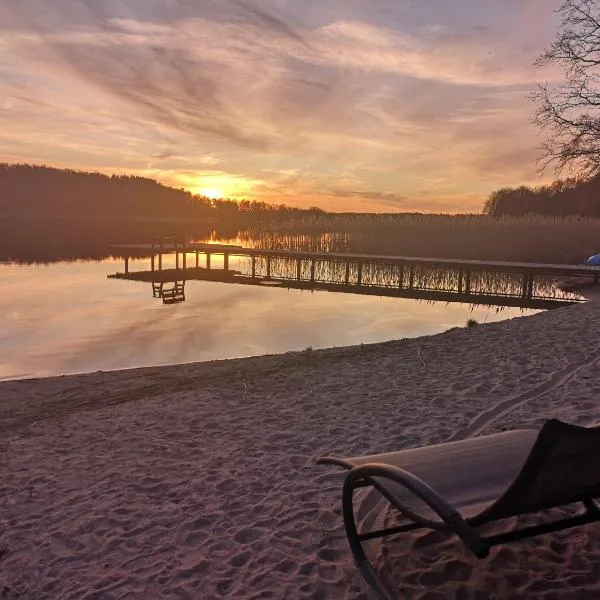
[344, 462, 489, 558]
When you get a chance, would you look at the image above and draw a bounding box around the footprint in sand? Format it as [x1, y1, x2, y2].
[184, 529, 209, 546]
[233, 527, 264, 545]
[229, 550, 250, 568]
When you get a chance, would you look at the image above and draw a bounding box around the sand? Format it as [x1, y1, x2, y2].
[1, 298, 600, 599]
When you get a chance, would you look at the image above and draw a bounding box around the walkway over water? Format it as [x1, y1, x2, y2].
[109, 242, 594, 309]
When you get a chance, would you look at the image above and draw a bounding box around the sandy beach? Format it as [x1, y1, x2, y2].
[2, 298, 600, 599]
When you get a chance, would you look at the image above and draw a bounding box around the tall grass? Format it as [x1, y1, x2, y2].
[225, 214, 600, 264]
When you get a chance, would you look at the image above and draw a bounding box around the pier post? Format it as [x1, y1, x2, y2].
[345, 262, 350, 285]
[125, 256, 129, 275]
[297, 259, 301, 282]
[224, 253, 229, 271]
[267, 257, 271, 279]
[206, 253, 211, 269]
[522, 273, 534, 299]
[195, 251, 199, 268]
[408, 264, 414, 289]
[398, 265, 404, 289]
[158, 253, 162, 270]
[251, 256, 256, 278]
[465, 271, 471, 294]
[182, 252, 187, 270]
[458, 271, 463, 294]
[357, 263, 363, 286]
[151, 254, 155, 272]
[175, 251, 180, 271]
[529, 274, 535, 298]
[310, 259, 316, 283]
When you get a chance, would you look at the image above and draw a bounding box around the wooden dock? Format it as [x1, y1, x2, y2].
[111, 240, 600, 277]
[108, 240, 596, 308]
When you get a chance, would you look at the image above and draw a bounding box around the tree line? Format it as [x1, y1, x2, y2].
[483, 175, 600, 217]
[0, 163, 322, 222]
[485, 2, 600, 218]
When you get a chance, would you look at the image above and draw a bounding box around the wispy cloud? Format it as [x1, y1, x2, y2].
[0, 0, 564, 212]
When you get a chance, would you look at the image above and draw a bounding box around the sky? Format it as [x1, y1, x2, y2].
[0, 0, 566, 213]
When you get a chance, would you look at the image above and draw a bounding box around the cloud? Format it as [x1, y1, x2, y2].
[330, 189, 407, 208]
[0, 0, 564, 212]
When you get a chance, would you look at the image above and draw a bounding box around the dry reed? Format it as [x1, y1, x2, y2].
[225, 214, 600, 264]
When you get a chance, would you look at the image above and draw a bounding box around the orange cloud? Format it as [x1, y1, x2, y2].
[0, 0, 565, 213]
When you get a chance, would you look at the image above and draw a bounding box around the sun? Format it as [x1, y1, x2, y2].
[172, 172, 263, 201]
[199, 187, 224, 200]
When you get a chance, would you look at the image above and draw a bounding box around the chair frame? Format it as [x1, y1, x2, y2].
[319, 420, 600, 600]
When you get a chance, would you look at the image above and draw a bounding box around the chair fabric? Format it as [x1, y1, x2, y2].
[320, 420, 600, 522]
[476, 419, 600, 522]
[320, 428, 539, 521]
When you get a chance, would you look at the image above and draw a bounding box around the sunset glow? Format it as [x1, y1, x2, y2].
[172, 172, 263, 202]
[198, 188, 224, 200]
[0, 0, 563, 213]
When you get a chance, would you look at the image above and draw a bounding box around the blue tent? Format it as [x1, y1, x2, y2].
[586, 254, 600, 265]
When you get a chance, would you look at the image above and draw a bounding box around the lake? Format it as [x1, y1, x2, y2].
[0, 253, 548, 381]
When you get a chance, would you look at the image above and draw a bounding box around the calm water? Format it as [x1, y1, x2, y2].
[0, 256, 541, 381]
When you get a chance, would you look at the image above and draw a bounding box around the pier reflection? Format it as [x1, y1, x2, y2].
[152, 281, 185, 304]
[109, 243, 586, 310]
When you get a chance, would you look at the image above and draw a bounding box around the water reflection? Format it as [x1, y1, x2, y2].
[108, 247, 583, 311]
[0, 258, 545, 381]
[1, 230, 589, 381]
[152, 281, 186, 304]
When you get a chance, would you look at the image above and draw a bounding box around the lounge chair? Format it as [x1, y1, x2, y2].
[317, 419, 600, 599]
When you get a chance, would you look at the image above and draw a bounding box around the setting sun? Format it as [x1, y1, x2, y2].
[199, 187, 224, 200]
[170, 171, 265, 203]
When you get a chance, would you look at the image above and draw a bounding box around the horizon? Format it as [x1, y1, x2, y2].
[1, 0, 563, 213]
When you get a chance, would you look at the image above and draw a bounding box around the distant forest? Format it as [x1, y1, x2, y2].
[5, 162, 600, 265]
[484, 175, 600, 217]
[0, 163, 321, 222]
[0, 163, 323, 263]
[8, 163, 600, 223]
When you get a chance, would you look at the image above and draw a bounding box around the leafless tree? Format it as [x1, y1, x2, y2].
[533, 0, 600, 176]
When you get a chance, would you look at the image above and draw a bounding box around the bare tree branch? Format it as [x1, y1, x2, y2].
[533, 0, 600, 176]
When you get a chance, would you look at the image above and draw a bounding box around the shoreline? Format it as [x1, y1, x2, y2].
[2, 299, 600, 598]
[0, 287, 582, 420]
[0, 304, 561, 437]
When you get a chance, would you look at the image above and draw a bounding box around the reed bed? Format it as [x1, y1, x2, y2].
[225, 214, 600, 264]
[242, 256, 580, 301]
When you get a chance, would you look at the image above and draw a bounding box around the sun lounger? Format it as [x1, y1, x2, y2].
[317, 419, 600, 599]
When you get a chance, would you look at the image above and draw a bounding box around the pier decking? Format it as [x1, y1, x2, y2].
[108, 242, 595, 309]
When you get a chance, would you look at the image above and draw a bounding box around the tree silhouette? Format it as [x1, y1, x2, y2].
[483, 175, 600, 217]
[533, 0, 600, 176]
[0, 163, 320, 222]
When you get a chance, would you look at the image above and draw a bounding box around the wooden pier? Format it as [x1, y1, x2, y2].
[108, 240, 597, 309]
